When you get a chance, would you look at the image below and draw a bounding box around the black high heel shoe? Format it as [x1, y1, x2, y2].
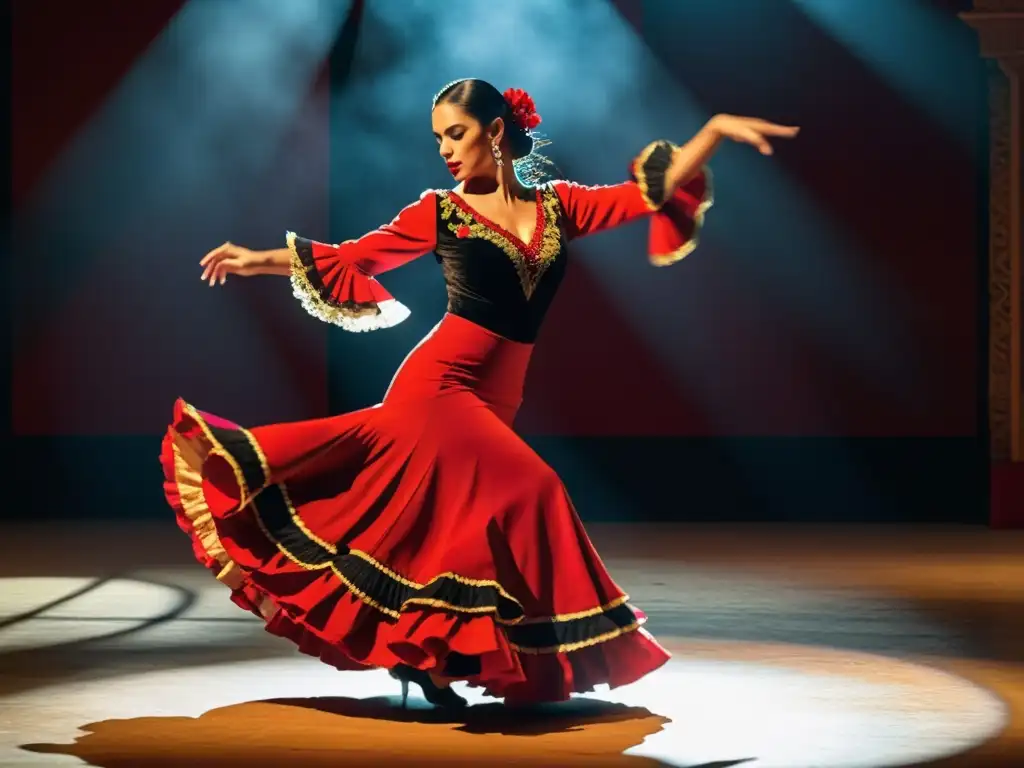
[389, 664, 468, 709]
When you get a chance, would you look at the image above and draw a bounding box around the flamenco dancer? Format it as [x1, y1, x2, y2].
[162, 79, 798, 709]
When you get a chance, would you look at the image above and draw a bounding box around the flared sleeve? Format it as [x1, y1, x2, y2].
[552, 140, 714, 266]
[288, 191, 437, 332]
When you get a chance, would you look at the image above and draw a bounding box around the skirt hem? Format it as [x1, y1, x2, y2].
[162, 396, 671, 702]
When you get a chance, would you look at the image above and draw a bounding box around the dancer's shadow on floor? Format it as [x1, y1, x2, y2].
[23, 694, 749, 768]
[272, 692, 663, 735]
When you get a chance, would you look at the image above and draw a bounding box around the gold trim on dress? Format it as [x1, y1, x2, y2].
[516, 594, 632, 624]
[633, 140, 673, 211]
[170, 428, 277, 619]
[181, 402, 254, 509]
[287, 232, 410, 331]
[172, 399, 640, 652]
[250, 477, 634, 632]
[172, 443, 238, 584]
[242, 427, 271, 482]
[346, 548, 524, 609]
[438, 187, 563, 300]
[288, 231, 380, 323]
[509, 621, 642, 655]
[649, 165, 716, 267]
[252, 484, 527, 624]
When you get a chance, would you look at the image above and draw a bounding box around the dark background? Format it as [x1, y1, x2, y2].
[8, 0, 989, 523]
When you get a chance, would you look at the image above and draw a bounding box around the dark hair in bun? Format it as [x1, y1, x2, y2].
[432, 78, 535, 160]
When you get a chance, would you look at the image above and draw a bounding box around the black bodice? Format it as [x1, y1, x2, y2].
[288, 140, 708, 340]
[433, 187, 567, 344]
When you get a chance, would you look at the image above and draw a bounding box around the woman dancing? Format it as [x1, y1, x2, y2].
[163, 79, 798, 709]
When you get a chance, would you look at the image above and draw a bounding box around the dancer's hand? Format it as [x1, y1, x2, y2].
[709, 114, 800, 156]
[199, 242, 262, 286]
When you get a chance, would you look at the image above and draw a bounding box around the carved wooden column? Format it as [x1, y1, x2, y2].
[961, 0, 1024, 526]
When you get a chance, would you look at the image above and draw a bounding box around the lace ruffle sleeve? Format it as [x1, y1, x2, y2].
[288, 191, 436, 332]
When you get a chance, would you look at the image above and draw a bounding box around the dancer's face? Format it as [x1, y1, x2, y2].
[432, 103, 502, 184]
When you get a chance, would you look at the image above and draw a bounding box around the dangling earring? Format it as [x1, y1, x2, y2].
[491, 139, 503, 167]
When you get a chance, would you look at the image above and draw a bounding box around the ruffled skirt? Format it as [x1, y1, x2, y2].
[160, 312, 669, 704]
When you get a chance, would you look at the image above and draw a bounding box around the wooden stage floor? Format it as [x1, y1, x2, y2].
[0, 522, 1021, 767]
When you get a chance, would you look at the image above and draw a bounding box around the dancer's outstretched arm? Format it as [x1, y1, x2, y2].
[199, 191, 437, 286]
[198, 191, 438, 332]
[553, 114, 797, 265]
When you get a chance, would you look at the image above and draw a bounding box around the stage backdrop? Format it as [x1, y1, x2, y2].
[9, 0, 989, 523]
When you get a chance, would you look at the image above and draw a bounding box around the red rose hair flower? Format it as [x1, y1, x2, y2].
[502, 87, 542, 132]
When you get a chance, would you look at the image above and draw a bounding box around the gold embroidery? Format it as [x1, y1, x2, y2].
[288, 231, 379, 322]
[287, 232, 409, 331]
[438, 188, 562, 299]
[537, 188, 563, 281]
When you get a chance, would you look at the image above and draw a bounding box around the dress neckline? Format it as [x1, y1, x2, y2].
[446, 189, 545, 256]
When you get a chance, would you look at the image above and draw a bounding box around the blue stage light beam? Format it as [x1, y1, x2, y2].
[790, 0, 980, 146]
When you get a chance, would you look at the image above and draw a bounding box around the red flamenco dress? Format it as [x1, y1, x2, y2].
[161, 140, 713, 705]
